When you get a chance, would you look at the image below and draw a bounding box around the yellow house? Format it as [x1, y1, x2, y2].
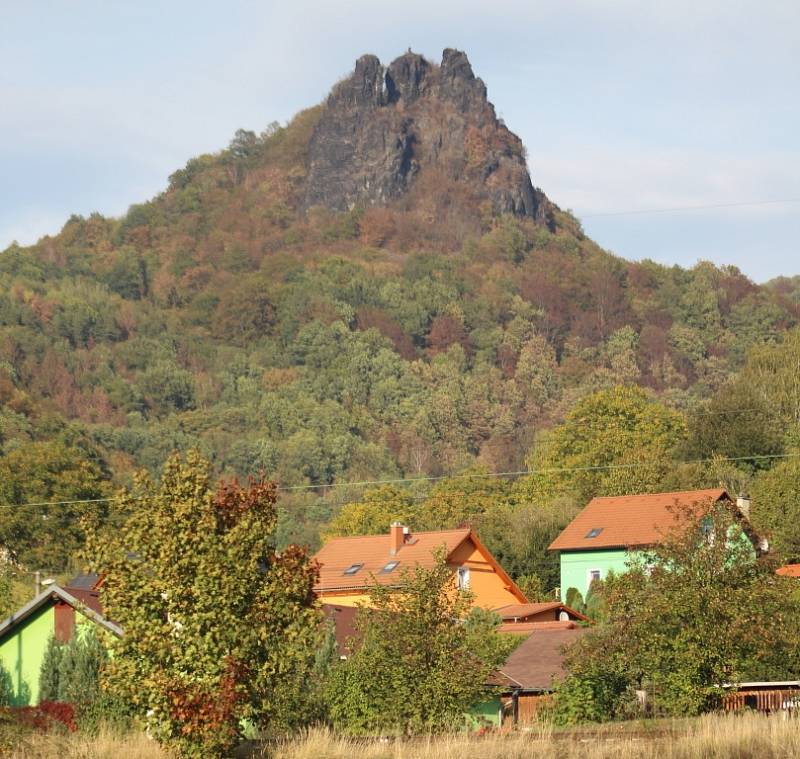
[313, 522, 528, 608]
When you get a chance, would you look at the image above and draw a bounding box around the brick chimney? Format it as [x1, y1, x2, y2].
[737, 494, 751, 520]
[389, 522, 407, 555]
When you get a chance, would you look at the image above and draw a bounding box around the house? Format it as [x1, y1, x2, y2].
[0, 577, 121, 705]
[313, 522, 528, 609]
[493, 601, 588, 632]
[777, 564, 800, 578]
[485, 622, 588, 725]
[548, 489, 761, 602]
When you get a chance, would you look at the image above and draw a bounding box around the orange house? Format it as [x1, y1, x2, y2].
[312, 522, 528, 609]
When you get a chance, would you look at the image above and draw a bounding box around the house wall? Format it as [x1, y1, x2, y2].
[315, 591, 371, 608]
[0, 603, 54, 705]
[448, 540, 522, 609]
[466, 696, 502, 728]
[559, 549, 628, 601]
[319, 538, 522, 609]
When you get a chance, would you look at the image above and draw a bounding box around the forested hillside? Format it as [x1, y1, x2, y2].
[1, 50, 799, 589]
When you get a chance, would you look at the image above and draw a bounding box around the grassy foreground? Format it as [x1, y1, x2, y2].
[8, 713, 800, 758]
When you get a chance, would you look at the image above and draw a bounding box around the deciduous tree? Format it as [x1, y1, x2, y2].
[86, 451, 320, 757]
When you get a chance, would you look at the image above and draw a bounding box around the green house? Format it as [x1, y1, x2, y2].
[548, 488, 761, 603]
[0, 583, 121, 705]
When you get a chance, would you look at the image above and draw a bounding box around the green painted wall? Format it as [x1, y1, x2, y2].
[559, 549, 629, 602]
[465, 696, 502, 728]
[0, 603, 54, 705]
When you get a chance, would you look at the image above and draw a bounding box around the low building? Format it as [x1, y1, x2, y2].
[548, 489, 761, 601]
[493, 601, 588, 631]
[313, 523, 528, 609]
[0, 580, 121, 705]
[487, 622, 588, 725]
[722, 682, 800, 713]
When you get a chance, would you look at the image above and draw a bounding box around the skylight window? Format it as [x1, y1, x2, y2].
[343, 563, 363, 575]
[585, 528, 603, 539]
[380, 561, 400, 574]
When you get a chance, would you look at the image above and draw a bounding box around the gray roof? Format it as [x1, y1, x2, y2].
[0, 585, 123, 639]
[65, 572, 100, 590]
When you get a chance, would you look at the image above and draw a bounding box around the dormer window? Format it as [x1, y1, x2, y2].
[380, 561, 400, 574]
[585, 528, 603, 539]
[343, 563, 363, 576]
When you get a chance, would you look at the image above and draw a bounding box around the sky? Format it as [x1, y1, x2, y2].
[1, 1, 798, 282]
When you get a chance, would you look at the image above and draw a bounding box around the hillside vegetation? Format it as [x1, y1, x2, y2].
[1, 56, 800, 585]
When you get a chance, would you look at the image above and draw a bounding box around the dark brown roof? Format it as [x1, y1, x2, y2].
[549, 489, 729, 551]
[496, 626, 588, 691]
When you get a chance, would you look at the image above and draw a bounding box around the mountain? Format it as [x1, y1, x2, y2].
[303, 49, 552, 224]
[0, 48, 798, 552]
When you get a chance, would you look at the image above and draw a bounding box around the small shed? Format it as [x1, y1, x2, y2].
[487, 623, 588, 725]
[0, 583, 121, 705]
[722, 682, 800, 714]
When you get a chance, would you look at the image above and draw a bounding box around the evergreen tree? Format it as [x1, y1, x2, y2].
[38, 634, 62, 702]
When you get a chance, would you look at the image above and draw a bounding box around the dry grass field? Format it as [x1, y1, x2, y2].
[7, 713, 800, 758]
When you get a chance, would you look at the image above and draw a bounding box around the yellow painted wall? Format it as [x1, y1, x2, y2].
[317, 591, 372, 608]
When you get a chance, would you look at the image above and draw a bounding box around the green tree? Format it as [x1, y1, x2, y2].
[518, 386, 687, 505]
[325, 485, 417, 537]
[0, 441, 110, 570]
[38, 635, 62, 702]
[554, 502, 799, 723]
[86, 451, 321, 758]
[750, 453, 800, 561]
[326, 552, 503, 735]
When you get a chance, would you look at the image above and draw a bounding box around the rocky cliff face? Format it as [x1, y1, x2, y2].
[303, 49, 550, 223]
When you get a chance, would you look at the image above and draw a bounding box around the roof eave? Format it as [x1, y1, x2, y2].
[0, 585, 123, 640]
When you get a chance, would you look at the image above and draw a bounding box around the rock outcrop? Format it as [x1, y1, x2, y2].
[303, 49, 550, 223]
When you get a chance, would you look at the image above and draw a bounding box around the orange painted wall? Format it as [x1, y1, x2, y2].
[447, 540, 522, 609]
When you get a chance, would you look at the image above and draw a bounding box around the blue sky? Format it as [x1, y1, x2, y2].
[1, 1, 798, 281]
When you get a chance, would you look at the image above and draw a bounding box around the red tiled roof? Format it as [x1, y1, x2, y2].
[777, 564, 800, 577]
[499, 620, 579, 634]
[548, 489, 729, 551]
[496, 626, 588, 691]
[493, 601, 589, 622]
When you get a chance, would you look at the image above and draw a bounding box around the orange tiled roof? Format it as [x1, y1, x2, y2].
[493, 601, 589, 622]
[777, 564, 800, 577]
[313, 528, 473, 592]
[548, 489, 729, 551]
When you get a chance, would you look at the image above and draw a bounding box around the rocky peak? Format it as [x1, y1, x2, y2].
[303, 49, 550, 223]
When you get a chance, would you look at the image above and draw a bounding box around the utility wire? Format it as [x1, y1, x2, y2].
[2, 451, 799, 510]
[580, 198, 800, 219]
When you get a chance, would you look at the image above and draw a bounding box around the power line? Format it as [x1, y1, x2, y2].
[3, 451, 799, 511]
[580, 198, 800, 219]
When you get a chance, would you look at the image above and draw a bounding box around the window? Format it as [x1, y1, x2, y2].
[380, 561, 400, 574]
[457, 567, 471, 590]
[343, 563, 363, 576]
[587, 569, 601, 587]
[585, 527, 603, 539]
